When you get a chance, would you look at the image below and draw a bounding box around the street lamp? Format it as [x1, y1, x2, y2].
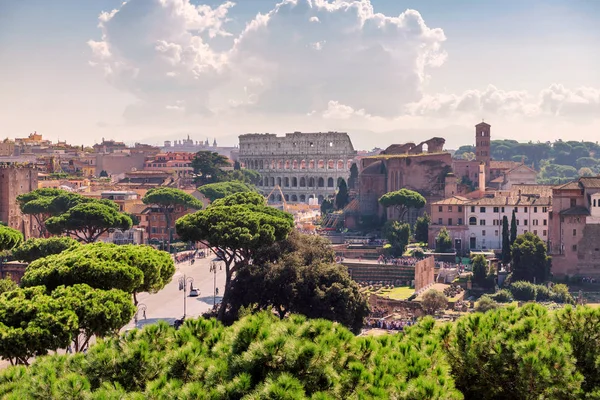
[178, 274, 194, 318]
[209, 262, 221, 308]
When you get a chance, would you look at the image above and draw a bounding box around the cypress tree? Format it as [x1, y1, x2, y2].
[510, 209, 517, 245]
[501, 215, 511, 264]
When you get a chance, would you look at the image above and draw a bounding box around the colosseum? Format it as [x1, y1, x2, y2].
[238, 132, 356, 203]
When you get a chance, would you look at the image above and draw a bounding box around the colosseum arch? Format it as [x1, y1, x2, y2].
[284, 177, 290, 187]
[337, 160, 344, 170]
[328, 160, 335, 169]
[291, 194, 298, 202]
[258, 179, 263, 186]
[285, 160, 290, 169]
[309, 160, 315, 169]
[293, 160, 298, 169]
[277, 160, 283, 169]
[318, 177, 325, 187]
[300, 194, 306, 202]
[276, 177, 282, 187]
[327, 177, 334, 187]
[271, 160, 276, 169]
[318, 160, 325, 169]
[347, 160, 352, 169]
[300, 177, 306, 187]
[284, 194, 289, 201]
[292, 177, 298, 187]
[300, 160, 306, 169]
[270, 177, 275, 186]
[308, 177, 315, 187]
[318, 195, 324, 203]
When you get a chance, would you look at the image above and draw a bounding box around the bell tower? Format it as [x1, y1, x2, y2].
[475, 121, 491, 182]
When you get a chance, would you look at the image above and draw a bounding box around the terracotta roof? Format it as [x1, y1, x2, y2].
[467, 195, 551, 207]
[490, 176, 505, 183]
[506, 163, 537, 174]
[432, 196, 470, 205]
[343, 198, 360, 213]
[579, 177, 600, 189]
[559, 206, 590, 216]
[510, 184, 554, 197]
[490, 160, 520, 170]
[554, 181, 581, 190]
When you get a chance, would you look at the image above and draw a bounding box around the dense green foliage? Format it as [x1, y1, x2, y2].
[176, 192, 295, 319]
[474, 295, 498, 313]
[0, 278, 17, 295]
[0, 312, 461, 398]
[382, 220, 411, 257]
[12, 237, 81, 263]
[50, 284, 135, 352]
[414, 212, 430, 244]
[45, 202, 132, 243]
[0, 225, 23, 252]
[501, 215, 510, 264]
[197, 181, 255, 202]
[227, 232, 368, 333]
[489, 289, 513, 303]
[320, 198, 334, 214]
[508, 281, 574, 304]
[471, 254, 489, 287]
[379, 189, 426, 221]
[348, 162, 359, 189]
[510, 210, 517, 245]
[435, 227, 453, 253]
[191, 151, 232, 184]
[21, 243, 175, 302]
[0, 286, 77, 365]
[454, 139, 600, 183]
[16, 188, 65, 237]
[511, 232, 551, 283]
[421, 290, 448, 315]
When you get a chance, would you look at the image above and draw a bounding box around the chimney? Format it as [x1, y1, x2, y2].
[479, 162, 485, 193]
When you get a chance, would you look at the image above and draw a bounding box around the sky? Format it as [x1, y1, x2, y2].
[1, 0, 599, 150]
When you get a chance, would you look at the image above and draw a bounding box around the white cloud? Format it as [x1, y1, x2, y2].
[87, 0, 600, 129]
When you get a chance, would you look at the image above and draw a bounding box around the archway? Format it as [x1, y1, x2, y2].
[318, 195, 324, 203]
[327, 177, 334, 187]
[284, 177, 290, 187]
[309, 160, 315, 169]
[291, 194, 298, 202]
[292, 177, 298, 187]
[271, 160, 276, 169]
[293, 160, 298, 169]
[337, 160, 344, 169]
[270, 177, 275, 186]
[259, 160, 263, 169]
[300, 194, 306, 202]
[285, 160, 290, 169]
[318, 177, 325, 187]
[276, 177, 282, 187]
[284, 194, 289, 201]
[300, 160, 306, 169]
[318, 160, 325, 169]
[277, 160, 283, 169]
[328, 160, 334, 169]
[300, 177, 306, 187]
[308, 177, 315, 187]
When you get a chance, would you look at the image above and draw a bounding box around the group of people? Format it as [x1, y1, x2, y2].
[376, 256, 417, 266]
[581, 276, 597, 284]
[364, 318, 415, 331]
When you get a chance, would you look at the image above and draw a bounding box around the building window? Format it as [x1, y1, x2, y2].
[438, 218, 443, 225]
[534, 230, 538, 235]
[524, 220, 528, 226]
[438, 206, 443, 212]
[543, 219, 547, 226]
[448, 218, 453, 226]
[482, 230, 486, 236]
[458, 218, 463, 225]
[570, 198, 577, 207]
[573, 229, 577, 236]
[543, 207, 548, 212]
[479, 219, 486, 226]
[572, 244, 578, 252]
[543, 230, 547, 236]
[514, 207, 518, 213]
[524, 207, 528, 212]
[471, 206, 475, 213]
[516, 219, 520, 225]
[534, 207, 538, 213]
[533, 220, 538, 226]
[495, 230, 499, 236]
[480, 207, 486, 213]
[493, 207, 499, 213]
[469, 217, 477, 225]
[458, 206, 463, 212]
[448, 206, 453, 212]
[501, 207, 505, 212]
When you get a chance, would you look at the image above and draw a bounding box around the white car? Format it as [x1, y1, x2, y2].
[189, 288, 200, 297]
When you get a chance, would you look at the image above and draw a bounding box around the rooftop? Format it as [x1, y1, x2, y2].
[432, 196, 470, 205]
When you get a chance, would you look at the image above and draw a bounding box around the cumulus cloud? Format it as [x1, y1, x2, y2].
[322, 100, 369, 119]
[89, 0, 446, 120]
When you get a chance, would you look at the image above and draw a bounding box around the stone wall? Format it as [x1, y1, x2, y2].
[576, 224, 600, 276]
[0, 165, 38, 238]
[238, 132, 356, 203]
[414, 256, 435, 291]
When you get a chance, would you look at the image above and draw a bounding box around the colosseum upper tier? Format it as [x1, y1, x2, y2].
[238, 132, 356, 203]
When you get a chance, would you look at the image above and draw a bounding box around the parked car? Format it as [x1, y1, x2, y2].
[189, 288, 200, 297]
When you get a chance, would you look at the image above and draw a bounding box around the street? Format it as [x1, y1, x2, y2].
[128, 254, 227, 329]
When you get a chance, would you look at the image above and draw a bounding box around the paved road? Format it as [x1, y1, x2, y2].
[128, 255, 227, 329]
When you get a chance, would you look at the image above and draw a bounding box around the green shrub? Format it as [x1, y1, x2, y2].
[475, 295, 498, 313]
[510, 281, 537, 301]
[490, 289, 513, 303]
[536, 285, 552, 302]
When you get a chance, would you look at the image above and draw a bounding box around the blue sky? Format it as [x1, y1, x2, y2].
[1, 0, 599, 150]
